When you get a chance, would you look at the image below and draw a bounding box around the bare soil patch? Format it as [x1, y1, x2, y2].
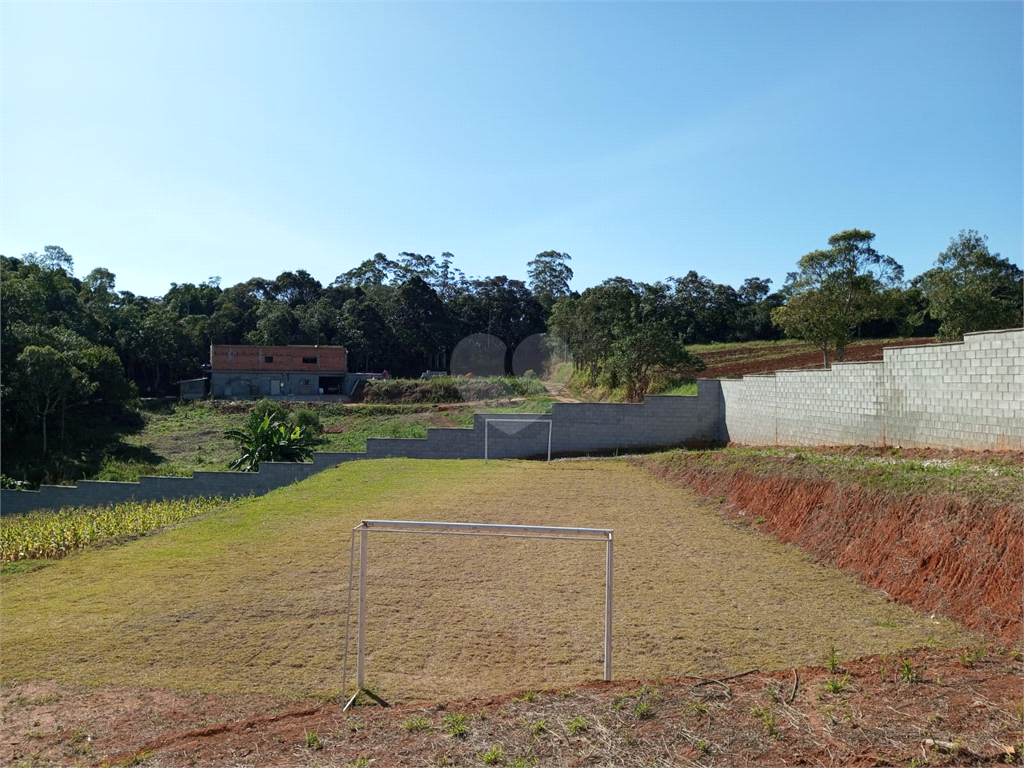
[3, 647, 1020, 767]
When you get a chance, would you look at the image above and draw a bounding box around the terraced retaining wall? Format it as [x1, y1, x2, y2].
[720, 328, 1023, 450]
[3, 328, 1019, 515]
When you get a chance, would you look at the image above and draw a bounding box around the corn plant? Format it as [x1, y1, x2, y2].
[957, 648, 986, 668]
[750, 705, 779, 737]
[1, 497, 222, 563]
[899, 658, 923, 683]
[826, 644, 842, 673]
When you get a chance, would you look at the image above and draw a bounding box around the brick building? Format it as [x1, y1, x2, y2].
[209, 344, 350, 398]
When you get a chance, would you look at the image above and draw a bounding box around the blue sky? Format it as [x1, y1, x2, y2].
[3, 1, 1021, 299]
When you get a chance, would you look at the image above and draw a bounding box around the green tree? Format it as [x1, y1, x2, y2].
[548, 279, 704, 401]
[527, 251, 574, 312]
[769, 290, 851, 367]
[394, 276, 450, 367]
[333, 253, 403, 287]
[669, 271, 743, 344]
[13, 346, 96, 455]
[22, 245, 74, 274]
[772, 229, 904, 364]
[246, 302, 296, 346]
[918, 230, 1023, 341]
[271, 269, 322, 307]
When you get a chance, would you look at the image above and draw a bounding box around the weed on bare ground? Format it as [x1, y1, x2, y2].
[3, 647, 1020, 766]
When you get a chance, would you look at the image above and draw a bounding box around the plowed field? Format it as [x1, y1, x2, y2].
[693, 337, 936, 378]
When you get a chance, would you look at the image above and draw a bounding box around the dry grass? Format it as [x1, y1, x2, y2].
[0, 459, 978, 706]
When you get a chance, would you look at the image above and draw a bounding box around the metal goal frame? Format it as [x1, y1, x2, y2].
[342, 519, 613, 709]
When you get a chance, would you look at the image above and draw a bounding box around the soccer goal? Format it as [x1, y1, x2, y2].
[341, 519, 614, 709]
[483, 417, 553, 463]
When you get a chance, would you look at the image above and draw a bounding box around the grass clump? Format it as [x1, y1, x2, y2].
[442, 714, 469, 738]
[899, 658, 924, 683]
[637, 445, 1022, 506]
[303, 731, 323, 750]
[402, 716, 431, 732]
[823, 674, 851, 694]
[647, 375, 698, 397]
[564, 715, 589, 735]
[478, 744, 505, 765]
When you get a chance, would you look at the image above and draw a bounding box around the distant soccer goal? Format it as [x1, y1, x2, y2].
[483, 417, 553, 463]
[341, 519, 613, 708]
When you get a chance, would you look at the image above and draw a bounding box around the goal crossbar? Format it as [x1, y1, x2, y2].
[343, 519, 614, 707]
[357, 519, 611, 539]
[483, 417, 553, 463]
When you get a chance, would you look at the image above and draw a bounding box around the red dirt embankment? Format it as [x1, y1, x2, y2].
[641, 463, 1022, 646]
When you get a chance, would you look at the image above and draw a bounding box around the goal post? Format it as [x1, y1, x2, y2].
[484, 417, 553, 463]
[342, 519, 613, 707]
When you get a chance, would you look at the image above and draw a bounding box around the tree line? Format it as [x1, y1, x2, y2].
[1, 230, 1020, 481]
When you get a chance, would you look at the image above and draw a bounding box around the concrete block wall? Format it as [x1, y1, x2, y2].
[0, 452, 365, 517]
[719, 376, 777, 445]
[366, 379, 723, 460]
[884, 328, 1023, 450]
[721, 328, 1022, 451]
[775, 362, 886, 447]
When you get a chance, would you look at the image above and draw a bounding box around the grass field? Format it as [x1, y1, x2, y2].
[0, 459, 978, 705]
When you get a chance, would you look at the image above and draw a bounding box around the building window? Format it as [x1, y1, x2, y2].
[265, 356, 274, 363]
[302, 356, 318, 364]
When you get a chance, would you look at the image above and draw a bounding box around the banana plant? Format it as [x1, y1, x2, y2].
[224, 411, 321, 472]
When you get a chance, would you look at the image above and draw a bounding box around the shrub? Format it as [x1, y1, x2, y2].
[293, 408, 324, 436]
[251, 398, 289, 422]
[361, 380, 463, 404]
